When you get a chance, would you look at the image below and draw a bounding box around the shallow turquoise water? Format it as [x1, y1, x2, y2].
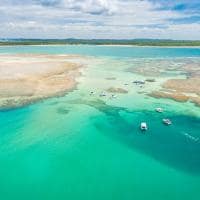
[1, 45, 200, 58]
[0, 45, 200, 200]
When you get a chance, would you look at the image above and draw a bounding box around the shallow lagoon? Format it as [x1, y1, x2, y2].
[0, 45, 200, 200]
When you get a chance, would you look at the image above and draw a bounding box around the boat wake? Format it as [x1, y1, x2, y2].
[181, 132, 200, 143]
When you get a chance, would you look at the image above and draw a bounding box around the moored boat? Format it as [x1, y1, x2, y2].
[133, 80, 145, 85]
[140, 122, 148, 131]
[99, 92, 106, 97]
[155, 107, 163, 113]
[162, 118, 172, 125]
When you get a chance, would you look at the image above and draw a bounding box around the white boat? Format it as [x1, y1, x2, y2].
[140, 122, 148, 131]
[133, 80, 145, 85]
[99, 92, 106, 97]
[155, 107, 163, 113]
[111, 94, 117, 98]
[162, 119, 172, 125]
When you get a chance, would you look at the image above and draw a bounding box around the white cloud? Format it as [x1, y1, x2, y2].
[0, 0, 199, 39]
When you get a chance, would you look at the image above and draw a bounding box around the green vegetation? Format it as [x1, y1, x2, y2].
[1, 39, 200, 46]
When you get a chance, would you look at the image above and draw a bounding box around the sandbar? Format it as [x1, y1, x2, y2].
[150, 78, 200, 106]
[106, 87, 128, 94]
[0, 54, 85, 109]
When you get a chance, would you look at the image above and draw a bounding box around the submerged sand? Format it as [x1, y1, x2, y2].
[0, 54, 85, 109]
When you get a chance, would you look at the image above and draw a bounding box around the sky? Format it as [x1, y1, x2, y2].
[0, 0, 200, 39]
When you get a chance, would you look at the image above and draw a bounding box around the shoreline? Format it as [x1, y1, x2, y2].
[0, 44, 200, 48]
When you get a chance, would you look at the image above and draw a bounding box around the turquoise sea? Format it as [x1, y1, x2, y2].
[0, 45, 200, 200]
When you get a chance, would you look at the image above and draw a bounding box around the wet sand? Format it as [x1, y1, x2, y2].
[150, 78, 200, 106]
[106, 87, 128, 94]
[146, 60, 200, 106]
[0, 54, 85, 109]
[126, 58, 200, 107]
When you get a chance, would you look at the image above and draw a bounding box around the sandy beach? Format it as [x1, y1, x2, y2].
[0, 54, 85, 109]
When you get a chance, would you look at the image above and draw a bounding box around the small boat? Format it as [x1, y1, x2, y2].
[162, 119, 172, 125]
[140, 122, 148, 131]
[111, 94, 117, 98]
[155, 107, 163, 113]
[133, 80, 145, 85]
[90, 91, 95, 95]
[99, 92, 106, 97]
